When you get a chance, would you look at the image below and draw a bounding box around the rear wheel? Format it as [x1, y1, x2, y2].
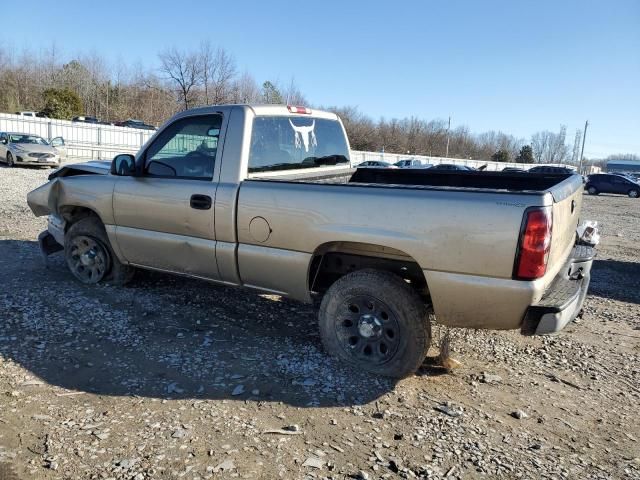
[629, 189, 639, 198]
[586, 185, 598, 195]
[318, 269, 432, 378]
[64, 216, 134, 285]
[6, 152, 14, 167]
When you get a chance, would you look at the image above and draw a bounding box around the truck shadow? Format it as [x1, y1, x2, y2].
[590, 258, 640, 305]
[0, 240, 397, 407]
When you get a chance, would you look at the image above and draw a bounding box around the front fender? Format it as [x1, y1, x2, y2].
[26, 175, 116, 224]
[27, 179, 61, 217]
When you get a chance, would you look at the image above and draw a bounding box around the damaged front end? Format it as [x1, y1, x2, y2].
[27, 161, 111, 217]
[26, 160, 112, 265]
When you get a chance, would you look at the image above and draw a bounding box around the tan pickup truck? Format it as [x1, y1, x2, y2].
[27, 104, 596, 377]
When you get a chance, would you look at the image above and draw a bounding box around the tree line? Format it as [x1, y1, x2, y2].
[0, 42, 604, 163]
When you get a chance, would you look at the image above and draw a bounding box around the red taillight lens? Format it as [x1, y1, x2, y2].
[515, 207, 552, 280]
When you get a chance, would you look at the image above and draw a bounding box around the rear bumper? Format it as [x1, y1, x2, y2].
[521, 245, 595, 335]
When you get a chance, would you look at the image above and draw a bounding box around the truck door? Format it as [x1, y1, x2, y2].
[112, 113, 226, 279]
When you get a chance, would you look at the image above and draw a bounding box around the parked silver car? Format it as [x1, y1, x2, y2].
[0, 132, 65, 168]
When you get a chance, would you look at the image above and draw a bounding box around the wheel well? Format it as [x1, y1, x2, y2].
[58, 206, 101, 231]
[308, 242, 429, 299]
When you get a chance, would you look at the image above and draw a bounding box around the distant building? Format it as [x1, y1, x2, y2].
[606, 159, 640, 173]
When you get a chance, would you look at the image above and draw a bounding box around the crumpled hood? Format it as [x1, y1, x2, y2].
[48, 161, 111, 179]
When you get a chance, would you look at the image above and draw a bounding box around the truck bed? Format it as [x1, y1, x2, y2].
[252, 167, 584, 202]
[350, 168, 577, 193]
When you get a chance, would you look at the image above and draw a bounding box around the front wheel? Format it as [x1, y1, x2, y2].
[318, 269, 432, 378]
[629, 189, 639, 198]
[586, 185, 598, 195]
[64, 216, 134, 285]
[6, 152, 14, 167]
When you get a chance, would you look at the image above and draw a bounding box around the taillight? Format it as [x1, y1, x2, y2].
[514, 207, 552, 280]
[287, 105, 311, 114]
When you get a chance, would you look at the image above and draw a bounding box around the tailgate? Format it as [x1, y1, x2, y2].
[547, 177, 583, 271]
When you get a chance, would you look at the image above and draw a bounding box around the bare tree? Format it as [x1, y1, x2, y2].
[326, 106, 377, 151]
[199, 41, 235, 105]
[282, 77, 307, 105]
[159, 47, 202, 110]
[230, 71, 261, 103]
[531, 126, 570, 164]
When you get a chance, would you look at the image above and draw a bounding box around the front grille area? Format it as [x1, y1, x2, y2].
[28, 152, 53, 158]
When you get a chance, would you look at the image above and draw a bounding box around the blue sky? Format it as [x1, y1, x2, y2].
[2, 0, 639, 158]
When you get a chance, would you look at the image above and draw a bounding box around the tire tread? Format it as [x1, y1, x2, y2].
[318, 269, 431, 378]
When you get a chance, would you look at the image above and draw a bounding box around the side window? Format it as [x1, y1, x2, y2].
[144, 114, 222, 180]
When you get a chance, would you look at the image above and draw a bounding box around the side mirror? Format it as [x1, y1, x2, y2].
[111, 154, 137, 176]
[0, 138, 7, 145]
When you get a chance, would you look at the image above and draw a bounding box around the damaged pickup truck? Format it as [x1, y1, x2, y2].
[27, 105, 597, 377]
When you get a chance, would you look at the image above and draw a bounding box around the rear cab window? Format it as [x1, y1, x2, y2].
[248, 115, 350, 176]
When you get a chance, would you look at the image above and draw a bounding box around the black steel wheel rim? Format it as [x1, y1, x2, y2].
[334, 295, 401, 365]
[69, 235, 109, 283]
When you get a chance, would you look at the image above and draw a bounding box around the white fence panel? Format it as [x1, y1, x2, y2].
[0, 113, 154, 161]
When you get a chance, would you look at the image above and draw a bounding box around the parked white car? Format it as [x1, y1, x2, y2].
[0, 132, 65, 168]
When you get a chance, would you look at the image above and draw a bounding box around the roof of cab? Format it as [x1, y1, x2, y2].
[169, 104, 339, 121]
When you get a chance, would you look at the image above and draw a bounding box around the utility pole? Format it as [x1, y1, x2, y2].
[579, 120, 589, 174]
[445, 116, 451, 158]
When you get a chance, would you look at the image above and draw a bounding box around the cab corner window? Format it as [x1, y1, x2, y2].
[144, 114, 222, 180]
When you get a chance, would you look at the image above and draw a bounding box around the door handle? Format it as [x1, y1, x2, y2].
[190, 194, 212, 210]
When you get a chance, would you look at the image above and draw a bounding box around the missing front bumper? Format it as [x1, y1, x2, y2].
[37, 230, 63, 267]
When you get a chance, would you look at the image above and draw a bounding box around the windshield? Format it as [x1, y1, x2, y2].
[10, 134, 48, 145]
[248, 116, 350, 173]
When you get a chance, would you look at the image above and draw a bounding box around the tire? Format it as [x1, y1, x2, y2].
[628, 189, 639, 198]
[6, 152, 14, 167]
[318, 269, 432, 378]
[64, 216, 134, 285]
[586, 185, 598, 195]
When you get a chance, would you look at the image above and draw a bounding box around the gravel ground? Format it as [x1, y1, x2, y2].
[0, 165, 639, 480]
